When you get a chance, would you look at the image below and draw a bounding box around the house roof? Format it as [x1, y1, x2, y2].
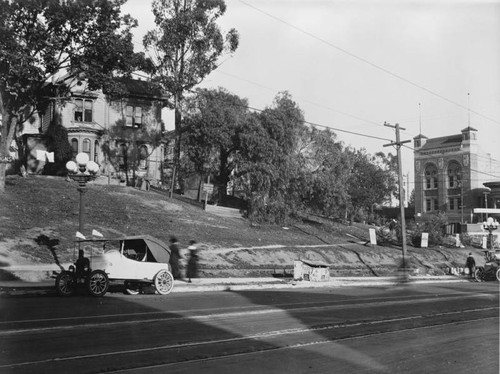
[419, 133, 463, 151]
[114, 77, 164, 100]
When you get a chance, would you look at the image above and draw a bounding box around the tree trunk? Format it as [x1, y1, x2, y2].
[0, 112, 18, 192]
[218, 149, 230, 200]
[173, 95, 182, 191]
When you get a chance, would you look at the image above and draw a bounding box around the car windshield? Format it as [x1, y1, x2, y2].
[122, 239, 149, 261]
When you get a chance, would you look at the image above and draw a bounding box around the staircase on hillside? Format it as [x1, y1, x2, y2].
[205, 204, 245, 219]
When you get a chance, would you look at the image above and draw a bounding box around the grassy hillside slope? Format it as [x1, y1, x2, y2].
[0, 175, 481, 280]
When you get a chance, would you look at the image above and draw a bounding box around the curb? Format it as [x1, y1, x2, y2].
[0, 276, 470, 296]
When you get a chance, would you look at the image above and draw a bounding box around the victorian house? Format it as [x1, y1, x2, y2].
[413, 126, 500, 232]
[23, 77, 171, 187]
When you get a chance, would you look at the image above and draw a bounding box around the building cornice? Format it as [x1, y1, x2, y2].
[417, 146, 462, 156]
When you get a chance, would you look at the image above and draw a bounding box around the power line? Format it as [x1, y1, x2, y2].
[210, 70, 383, 128]
[239, 0, 500, 126]
[187, 88, 392, 143]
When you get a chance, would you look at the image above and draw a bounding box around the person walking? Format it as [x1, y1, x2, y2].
[186, 240, 199, 283]
[169, 236, 182, 280]
[465, 252, 476, 279]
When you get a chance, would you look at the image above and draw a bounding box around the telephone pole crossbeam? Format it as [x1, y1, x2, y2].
[383, 122, 411, 277]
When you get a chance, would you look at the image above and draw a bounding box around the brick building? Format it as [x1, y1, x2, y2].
[413, 127, 500, 231]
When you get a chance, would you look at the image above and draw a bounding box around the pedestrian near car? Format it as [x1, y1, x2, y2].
[169, 236, 182, 280]
[465, 252, 475, 279]
[186, 240, 199, 283]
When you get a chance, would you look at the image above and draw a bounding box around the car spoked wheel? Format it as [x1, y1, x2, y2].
[474, 267, 484, 282]
[86, 270, 109, 297]
[124, 281, 141, 295]
[55, 271, 76, 296]
[496, 268, 500, 282]
[154, 269, 174, 295]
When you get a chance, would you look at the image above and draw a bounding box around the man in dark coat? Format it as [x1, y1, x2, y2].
[465, 252, 476, 279]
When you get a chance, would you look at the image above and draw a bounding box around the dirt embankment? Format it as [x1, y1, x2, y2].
[0, 176, 482, 281]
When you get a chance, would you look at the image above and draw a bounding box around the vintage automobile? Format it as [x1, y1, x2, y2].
[474, 249, 500, 282]
[55, 235, 174, 297]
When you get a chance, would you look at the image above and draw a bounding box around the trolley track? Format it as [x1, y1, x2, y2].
[1, 307, 497, 373]
[1, 283, 498, 373]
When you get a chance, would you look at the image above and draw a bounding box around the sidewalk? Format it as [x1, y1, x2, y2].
[0, 275, 470, 296]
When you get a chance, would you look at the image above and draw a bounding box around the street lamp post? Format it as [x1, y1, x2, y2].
[66, 153, 99, 239]
[482, 217, 499, 250]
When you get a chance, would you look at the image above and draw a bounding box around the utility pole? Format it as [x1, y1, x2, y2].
[384, 122, 411, 271]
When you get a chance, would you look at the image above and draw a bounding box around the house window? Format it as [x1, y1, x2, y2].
[74, 99, 93, 122]
[71, 138, 78, 158]
[83, 138, 91, 159]
[94, 141, 99, 163]
[449, 198, 455, 210]
[119, 143, 127, 171]
[138, 144, 148, 169]
[135, 107, 142, 126]
[125, 106, 143, 127]
[425, 165, 438, 190]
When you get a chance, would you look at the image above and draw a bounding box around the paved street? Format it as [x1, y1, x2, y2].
[0, 282, 498, 373]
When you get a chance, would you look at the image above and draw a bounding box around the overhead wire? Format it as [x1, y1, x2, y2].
[238, 0, 500, 127]
[186, 88, 392, 143]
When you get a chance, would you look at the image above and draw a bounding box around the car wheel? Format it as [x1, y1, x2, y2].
[124, 281, 140, 295]
[496, 268, 500, 282]
[55, 271, 76, 297]
[474, 267, 484, 282]
[154, 269, 174, 295]
[86, 270, 109, 297]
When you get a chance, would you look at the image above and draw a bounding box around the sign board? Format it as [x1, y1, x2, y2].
[473, 208, 500, 214]
[0, 156, 13, 164]
[369, 228, 377, 245]
[202, 183, 214, 193]
[482, 236, 487, 249]
[421, 233, 429, 248]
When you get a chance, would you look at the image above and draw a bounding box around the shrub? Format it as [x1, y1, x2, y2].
[409, 213, 448, 247]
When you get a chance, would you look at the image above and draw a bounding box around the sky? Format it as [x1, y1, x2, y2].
[121, 0, 500, 189]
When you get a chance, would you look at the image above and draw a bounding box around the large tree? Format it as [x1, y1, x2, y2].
[183, 87, 248, 199]
[236, 92, 306, 223]
[347, 149, 397, 219]
[0, 0, 144, 192]
[143, 0, 239, 186]
[297, 127, 352, 219]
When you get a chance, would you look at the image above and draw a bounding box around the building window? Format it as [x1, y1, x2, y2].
[447, 162, 462, 188]
[426, 198, 439, 212]
[83, 138, 91, 159]
[425, 165, 438, 190]
[94, 141, 99, 163]
[448, 197, 461, 211]
[71, 138, 78, 158]
[125, 106, 143, 127]
[74, 99, 93, 122]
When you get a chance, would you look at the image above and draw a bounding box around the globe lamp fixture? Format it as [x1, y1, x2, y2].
[482, 217, 499, 250]
[66, 152, 100, 240]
